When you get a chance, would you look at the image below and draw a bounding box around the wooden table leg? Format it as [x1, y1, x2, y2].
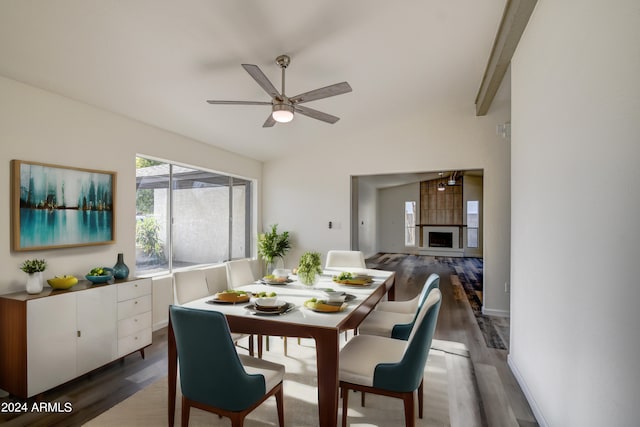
[314, 328, 340, 427]
[168, 317, 177, 426]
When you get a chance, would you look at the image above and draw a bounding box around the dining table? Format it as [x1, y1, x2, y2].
[167, 268, 395, 427]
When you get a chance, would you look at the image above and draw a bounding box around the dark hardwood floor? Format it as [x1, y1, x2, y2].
[0, 331, 168, 427]
[367, 253, 538, 427]
[1, 253, 537, 426]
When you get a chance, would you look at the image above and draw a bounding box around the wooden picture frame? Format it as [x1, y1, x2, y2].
[11, 160, 116, 251]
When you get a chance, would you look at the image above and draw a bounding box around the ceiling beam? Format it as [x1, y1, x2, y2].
[475, 0, 537, 116]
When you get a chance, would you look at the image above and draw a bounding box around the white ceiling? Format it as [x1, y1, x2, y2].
[0, 0, 506, 162]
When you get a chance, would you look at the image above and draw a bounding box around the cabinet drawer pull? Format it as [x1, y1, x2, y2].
[134, 301, 138, 304]
[77, 330, 81, 337]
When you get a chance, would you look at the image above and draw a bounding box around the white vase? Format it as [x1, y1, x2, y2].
[26, 272, 44, 294]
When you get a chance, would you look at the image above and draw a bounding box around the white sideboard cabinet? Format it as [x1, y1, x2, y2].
[0, 278, 151, 398]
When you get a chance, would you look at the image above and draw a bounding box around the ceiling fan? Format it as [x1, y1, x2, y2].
[206, 54, 352, 127]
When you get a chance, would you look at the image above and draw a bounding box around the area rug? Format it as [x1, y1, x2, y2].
[84, 338, 467, 427]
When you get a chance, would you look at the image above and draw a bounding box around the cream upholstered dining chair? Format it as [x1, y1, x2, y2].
[324, 250, 367, 270]
[225, 259, 288, 357]
[339, 288, 442, 427]
[375, 273, 440, 314]
[225, 259, 257, 290]
[325, 250, 367, 340]
[357, 273, 440, 340]
[170, 306, 285, 427]
[174, 269, 254, 356]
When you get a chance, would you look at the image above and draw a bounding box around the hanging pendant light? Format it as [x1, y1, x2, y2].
[437, 172, 446, 191]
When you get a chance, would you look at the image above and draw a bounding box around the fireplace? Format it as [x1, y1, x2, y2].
[428, 232, 453, 248]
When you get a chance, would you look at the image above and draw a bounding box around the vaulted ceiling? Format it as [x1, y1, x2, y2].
[0, 1, 506, 161]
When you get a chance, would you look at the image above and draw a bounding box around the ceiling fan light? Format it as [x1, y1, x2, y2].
[448, 178, 456, 185]
[272, 104, 294, 123]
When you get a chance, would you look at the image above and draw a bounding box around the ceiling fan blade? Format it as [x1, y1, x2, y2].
[241, 64, 281, 99]
[294, 105, 340, 124]
[263, 114, 277, 128]
[289, 81, 352, 104]
[206, 100, 272, 105]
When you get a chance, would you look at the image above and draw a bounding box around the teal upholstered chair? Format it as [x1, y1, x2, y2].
[169, 305, 285, 427]
[339, 288, 442, 427]
[358, 273, 440, 340]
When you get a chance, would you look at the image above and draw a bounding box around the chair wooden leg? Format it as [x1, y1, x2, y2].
[248, 335, 254, 357]
[341, 384, 350, 427]
[257, 335, 263, 359]
[283, 336, 288, 356]
[418, 378, 424, 419]
[361, 391, 366, 407]
[230, 413, 245, 427]
[181, 396, 191, 427]
[276, 383, 285, 427]
[403, 391, 416, 427]
[266, 335, 270, 351]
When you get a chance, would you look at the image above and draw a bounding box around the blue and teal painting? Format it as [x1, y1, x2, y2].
[18, 162, 114, 249]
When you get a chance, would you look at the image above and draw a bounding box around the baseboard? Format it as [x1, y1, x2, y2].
[153, 320, 168, 331]
[507, 354, 549, 427]
[482, 307, 510, 317]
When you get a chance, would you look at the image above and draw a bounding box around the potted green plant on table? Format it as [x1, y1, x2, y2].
[257, 224, 291, 274]
[297, 251, 323, 286]
[20, 259, 47, 294]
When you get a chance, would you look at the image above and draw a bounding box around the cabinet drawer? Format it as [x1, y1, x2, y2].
[118, 311, 152, 338]
[118, 328, 152, 357]
[117, 279, 151, 302]
[117, 295, 152, 320]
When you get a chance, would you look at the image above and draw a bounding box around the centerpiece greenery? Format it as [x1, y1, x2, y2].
[257, 224, 291, 273]
[297, 251, 322, 286]
[20, 259, 47, 274]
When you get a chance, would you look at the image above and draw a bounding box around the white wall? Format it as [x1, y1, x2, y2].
[357, 179, 378, 257]
[263, 92, 512, 313]
[509, 1, 640, 426]
[378, 182, 420, 254]
[0, 76, 262, 295]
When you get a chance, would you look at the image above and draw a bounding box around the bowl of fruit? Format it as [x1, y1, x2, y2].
[47, 275, 79, 290]
[85, 267, 113, 284]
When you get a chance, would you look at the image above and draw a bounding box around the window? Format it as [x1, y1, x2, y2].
[135, 157, 252, 275]
[404, 201, 416, 246]
[467, 200, 479, 248]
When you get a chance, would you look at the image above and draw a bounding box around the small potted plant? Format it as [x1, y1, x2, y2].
[20, 259, 47, 294]
[257, 224, 291, 274]
[297, 251, 323, 286]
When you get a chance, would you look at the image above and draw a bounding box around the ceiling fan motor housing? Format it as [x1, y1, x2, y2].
[272, 102, 294, 123]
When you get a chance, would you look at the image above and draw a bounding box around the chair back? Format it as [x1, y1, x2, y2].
[174, 269, 210, 305]
[373, 288, 442, 393]
[169, 306, 266, 411]
[391, 273, 440, 339]
[325, 250, 366, 269]
[226, 259, 256, 288]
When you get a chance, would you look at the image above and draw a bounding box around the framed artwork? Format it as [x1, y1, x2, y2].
[11, 160, 116, 251]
